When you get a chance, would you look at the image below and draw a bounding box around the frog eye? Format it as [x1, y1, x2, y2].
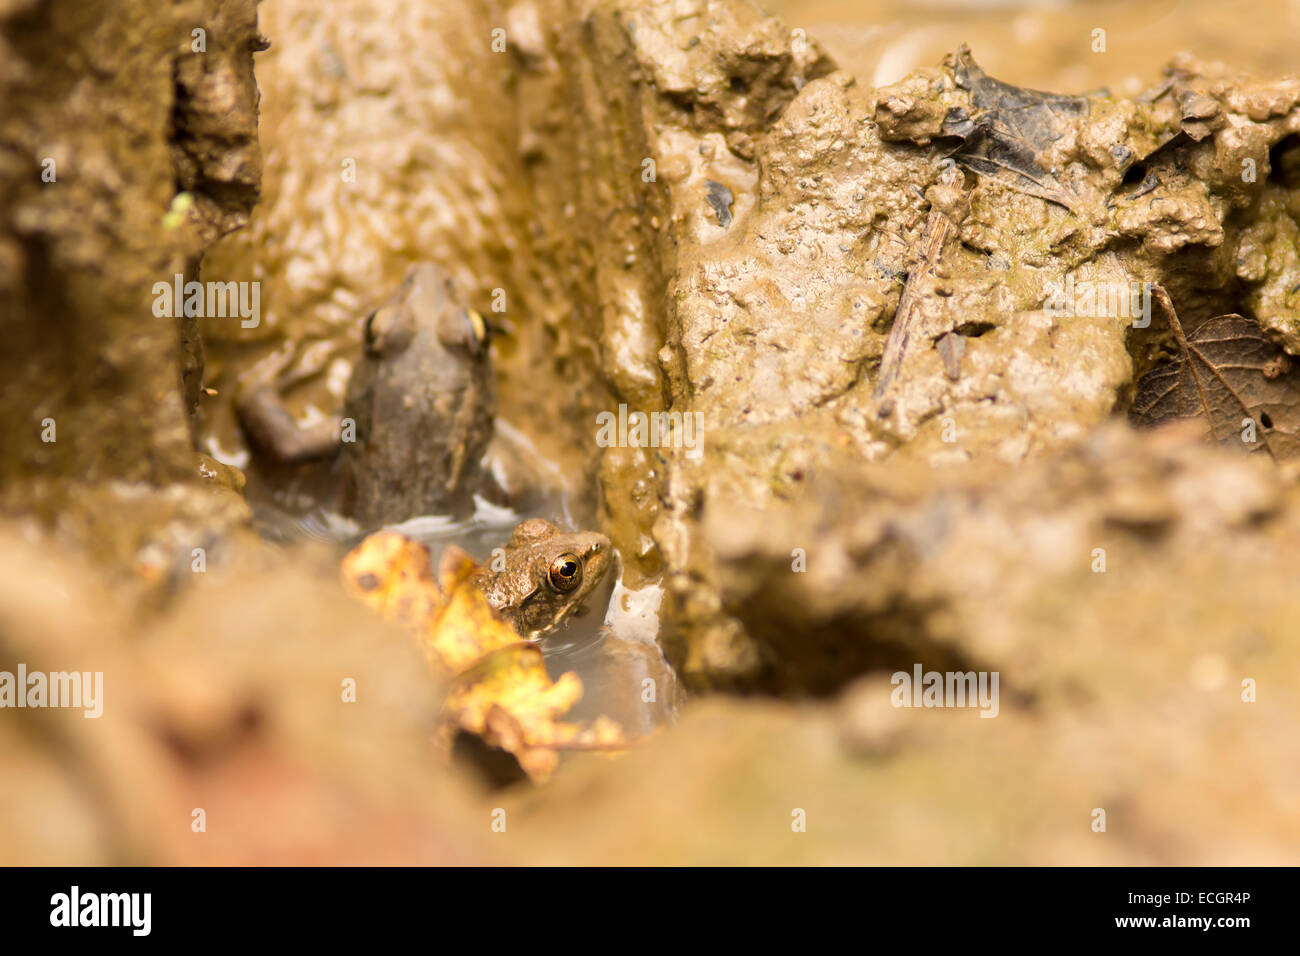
[436, 307, 490, 356]
[363, 303, 414, 357]
[465, 308, 488, 344]
[546, 552, 582, 593]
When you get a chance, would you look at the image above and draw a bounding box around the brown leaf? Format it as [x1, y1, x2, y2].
[1130, 289, 1300, 459]
[941, 45, 1087, 210]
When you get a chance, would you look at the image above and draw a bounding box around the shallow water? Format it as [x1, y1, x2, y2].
[398, 504, 679, 734]
[239, 449, 679, 738]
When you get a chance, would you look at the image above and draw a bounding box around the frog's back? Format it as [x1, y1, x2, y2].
[342, 264, 495, 526]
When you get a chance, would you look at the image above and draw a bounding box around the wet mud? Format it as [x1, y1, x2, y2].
[2, 0, 1299, 863]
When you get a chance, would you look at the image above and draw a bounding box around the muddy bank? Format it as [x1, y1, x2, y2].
[707, 423, 1297, 691]
[0, 0, 263, 579]
[0, 526, 492, 864]
[474, 1, 1300, 690]
[198, 0, 586, 517]
[504, 672, 1300, 864]
[2, 0, 1300, 865]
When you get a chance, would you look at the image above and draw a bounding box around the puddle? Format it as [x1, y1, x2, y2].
[232, 443, 679, 740]
[545, 576, 679, 736]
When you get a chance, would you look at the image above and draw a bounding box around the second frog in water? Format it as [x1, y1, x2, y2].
[472, 518, 613, 640]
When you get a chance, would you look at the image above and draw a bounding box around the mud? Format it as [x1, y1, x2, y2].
[490, 3, 1300, 691]
[0, 0, 264, 580]
[3, 0, 1300, 864]
[0, 526, 492, 865]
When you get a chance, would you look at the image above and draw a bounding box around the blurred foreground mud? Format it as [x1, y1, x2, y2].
[0, 527, 494, 864]
[1, 0, 1299, 863]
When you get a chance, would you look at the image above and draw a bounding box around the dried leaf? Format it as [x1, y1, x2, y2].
[340, 531, 446, 638]
[1130, 289, 1300, 459]
[341, 531, 626, 782]
[942, 45, 1086, 210]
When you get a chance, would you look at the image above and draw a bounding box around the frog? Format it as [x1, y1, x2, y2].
[340, 263, 495, 525]
[233, 262, 496, 526]
[470, 517, 614, 640]
[233, 349, 344, 464]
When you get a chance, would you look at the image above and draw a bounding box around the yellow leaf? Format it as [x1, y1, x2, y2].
[341, 531, 626, 782]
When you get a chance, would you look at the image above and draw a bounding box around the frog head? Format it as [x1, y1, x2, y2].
[474, 518, 614, 639]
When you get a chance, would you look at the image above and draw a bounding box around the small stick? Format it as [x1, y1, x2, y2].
[1149, 284, 1189, 351]
[873, 207, 952, 410]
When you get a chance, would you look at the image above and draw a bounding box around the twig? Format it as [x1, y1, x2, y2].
[873, 208, 952, 412]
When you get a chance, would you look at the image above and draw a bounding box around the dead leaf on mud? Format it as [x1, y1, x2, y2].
[942, 45, 1087, 210]
[341, 532, 626, 782]
[448, 647, 626, 782]
[1130, 288, 1300, 459]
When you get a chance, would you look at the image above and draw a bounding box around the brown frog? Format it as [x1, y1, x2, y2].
[471, 518, 614, 639]
[235, 263, 495, 526]
[341, 264, 495, 525]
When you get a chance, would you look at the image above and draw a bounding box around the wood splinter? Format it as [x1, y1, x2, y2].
[873, 205, 953, 414]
